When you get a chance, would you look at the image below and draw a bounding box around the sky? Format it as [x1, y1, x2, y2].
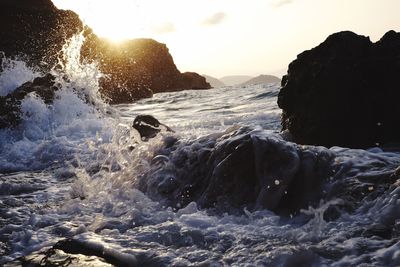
[52, 0, 400, 78]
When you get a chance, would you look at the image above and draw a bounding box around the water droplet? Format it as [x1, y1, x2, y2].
[377, 122, 382, 126]
[275, 180, 280, 185]
[368, 186, 374, 191]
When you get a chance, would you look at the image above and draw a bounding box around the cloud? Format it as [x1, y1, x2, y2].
[152, 22, 176, 34]
[202, 12, 226, 26]
[270, 0, 294, 8]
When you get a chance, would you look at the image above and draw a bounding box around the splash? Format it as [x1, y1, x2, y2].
[0, 33, 120, 172]
[0, 53, 40, 96]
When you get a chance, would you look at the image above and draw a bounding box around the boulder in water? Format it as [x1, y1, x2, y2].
[0, 74, 58, 128]
[136, 127, 335, 216]
[278, 30, 400, 149]
[132, 114, 174, 140]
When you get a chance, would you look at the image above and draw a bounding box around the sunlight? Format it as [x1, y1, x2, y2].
[52, 0, 227, 41]
[79, 0, 147, 42]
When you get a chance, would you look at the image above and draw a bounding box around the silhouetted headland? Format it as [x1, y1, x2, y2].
[0, 0, 210, 105]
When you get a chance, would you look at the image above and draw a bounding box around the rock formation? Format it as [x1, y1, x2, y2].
[0, 0, 210, 106]
[83, 38, 211, 104]
[0, 74, 58, 128]
[278, 31, 400, 148]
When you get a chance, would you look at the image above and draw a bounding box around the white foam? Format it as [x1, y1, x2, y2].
[0, 54, 40, 96]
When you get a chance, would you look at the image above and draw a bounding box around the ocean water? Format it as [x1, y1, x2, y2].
[1, 35, 400, 266]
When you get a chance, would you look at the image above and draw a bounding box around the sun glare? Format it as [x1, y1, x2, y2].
[53, 0, 227, 42]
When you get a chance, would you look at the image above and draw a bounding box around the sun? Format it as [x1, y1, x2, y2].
[52, 0, 153, 42]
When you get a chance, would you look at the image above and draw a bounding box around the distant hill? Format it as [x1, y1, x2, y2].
[203, 75, 225, 88]
[220, 75, 253, 86]
[240, 75, 281, 86]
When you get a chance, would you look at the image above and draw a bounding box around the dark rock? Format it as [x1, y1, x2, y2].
[84, 39, 211, 104]
[136, 127, 335, 215]
[180, 72, 211, 90]
[132, 114, 173, 140]
[278, 30, 400, 148]
[0, 0, 211, 105]
[0, 74, 58, 128]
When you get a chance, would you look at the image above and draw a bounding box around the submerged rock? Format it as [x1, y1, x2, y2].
[135, 125, 400, 216]
[278, 30, 400, 149]
[136, 127, 336, 216]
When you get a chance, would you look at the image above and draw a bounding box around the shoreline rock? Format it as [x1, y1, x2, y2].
[0, 74, 58, 128]
[278, 30, 400, 149]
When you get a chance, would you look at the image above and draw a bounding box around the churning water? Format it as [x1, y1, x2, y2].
[1, 35, 400, 266]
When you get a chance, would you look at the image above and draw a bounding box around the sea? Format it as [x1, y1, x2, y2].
[1, 35, 400, 266]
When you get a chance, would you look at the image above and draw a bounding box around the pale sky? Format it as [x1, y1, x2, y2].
[52, 0, 400, 78]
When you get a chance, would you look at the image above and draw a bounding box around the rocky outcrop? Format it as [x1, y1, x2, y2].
[0, 74, 58, 128]
[180, 72, 211, 90]
[85, 39, 210, 104]
[240, 75, 281, 86]
[278, 31, 400, 149]
[0, 0, 210, 105]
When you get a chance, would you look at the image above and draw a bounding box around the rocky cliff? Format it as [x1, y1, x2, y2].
[0, 0, 210, 104]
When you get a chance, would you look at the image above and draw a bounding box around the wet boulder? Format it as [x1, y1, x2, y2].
[132, 114, 174, 140]
[136, 127, 335, 216]
[136, 125, 400, 216]
[278, 30, 400, 149]
[0, 74, 58, 128]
